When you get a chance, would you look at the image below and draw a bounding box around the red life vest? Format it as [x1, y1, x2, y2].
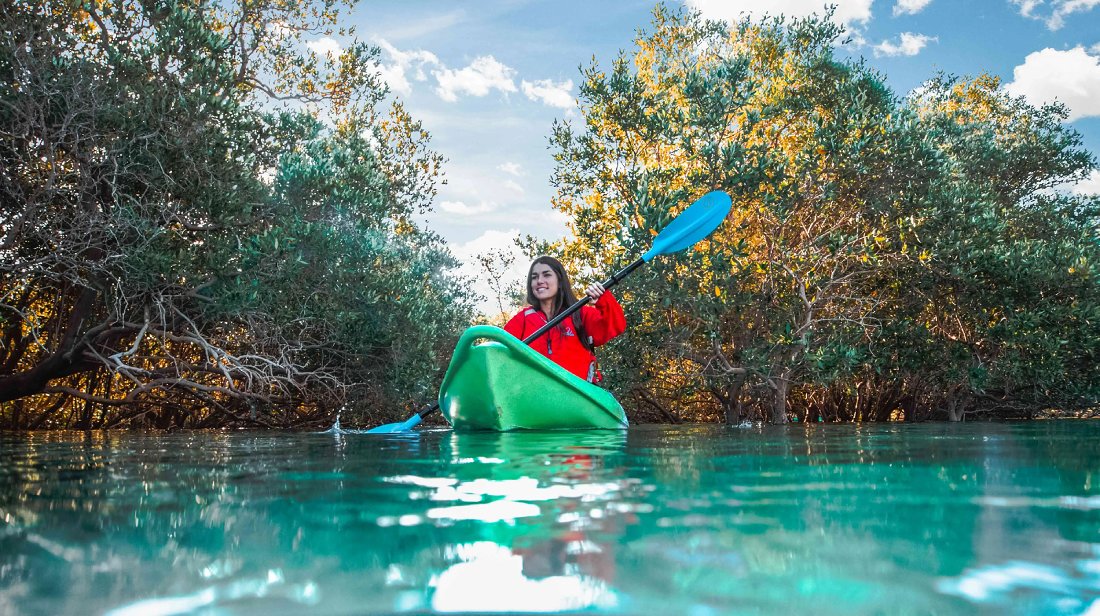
[503, 292, 626, 382]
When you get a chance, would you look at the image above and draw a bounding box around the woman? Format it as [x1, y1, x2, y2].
[504, 256, 626, 383]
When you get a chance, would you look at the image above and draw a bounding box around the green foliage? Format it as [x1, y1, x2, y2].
[885, 76, 1100, 418]
[0, 0, 473, 428]
[551, 4, 1099, 423]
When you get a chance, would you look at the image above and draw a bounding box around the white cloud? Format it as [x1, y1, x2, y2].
[520, 79, 575, 109]
[434, 55, 517, 102]
[873, 32, 937, 57]
[893, 0, 933, 15]
[498, 162, 525, 177]
[683, 0, 874, 27]
[374, 38, 440, 96]
[844, 29, 869, 48]
[1004, 46, 1100, 121]
[452, 230, 526, 267]
[1011, 0, 1043, 18]
[1091, 42, 1100, 55]
[906, 81, 932, 101]
[1011, 0, 1100, 30]
[1049, 0, 1100, 29]
[375, 63, 412, 96]
[539, 208, 570, 227]
[1072, 169, 1100, 195]
[503, 180, 525, 195]
[450, 229, 530, 315]
[440, 200, 497, 215]
[306, 37, 342, 59]
[267, 21, 294, 41]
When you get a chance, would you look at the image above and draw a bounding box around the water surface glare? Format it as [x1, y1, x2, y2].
[1, 422, 1098, 614]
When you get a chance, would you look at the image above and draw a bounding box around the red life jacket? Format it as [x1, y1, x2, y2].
[503, 292, 626, 382]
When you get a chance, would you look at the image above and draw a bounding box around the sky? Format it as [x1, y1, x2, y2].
[320, 0, 1100, 313]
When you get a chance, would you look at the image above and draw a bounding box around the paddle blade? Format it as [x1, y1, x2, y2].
[641, 190, 731, 262]
[366, 413, 423, 434]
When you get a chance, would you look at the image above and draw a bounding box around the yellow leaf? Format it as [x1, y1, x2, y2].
[714, 286, 722, 297]
[649, 228, 658, 236]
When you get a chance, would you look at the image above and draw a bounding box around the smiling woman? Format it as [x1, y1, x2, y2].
[504, 256, 626, 383]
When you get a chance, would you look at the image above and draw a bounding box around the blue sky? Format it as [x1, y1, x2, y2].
[317, 0, 1100, 312]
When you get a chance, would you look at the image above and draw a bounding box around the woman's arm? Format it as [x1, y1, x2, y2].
[582, 291, 626, 346]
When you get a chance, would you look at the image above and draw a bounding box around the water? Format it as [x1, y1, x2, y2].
[1, 422, 1098, 615]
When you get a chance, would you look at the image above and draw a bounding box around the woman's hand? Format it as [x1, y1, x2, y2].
[585, 282, 606, 301]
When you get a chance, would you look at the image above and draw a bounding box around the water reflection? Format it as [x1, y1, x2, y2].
[432, 541, 617, 612]
[1, 424, 1098, 615]
[938, 556, 1100, 613]
[106, 569, 319, 616]
[381, 430, 635, 611]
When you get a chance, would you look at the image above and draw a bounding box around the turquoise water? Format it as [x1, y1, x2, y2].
[1, 422, 1098, 614]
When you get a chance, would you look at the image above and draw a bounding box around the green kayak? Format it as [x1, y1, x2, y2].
[437, 325, 629, 431]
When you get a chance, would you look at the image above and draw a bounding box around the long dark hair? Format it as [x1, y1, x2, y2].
[525, 255, 592, 350]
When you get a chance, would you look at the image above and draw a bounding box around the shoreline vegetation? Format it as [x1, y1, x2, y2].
[2, 2, 1097, 430]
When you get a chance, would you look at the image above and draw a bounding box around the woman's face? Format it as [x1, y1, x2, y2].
[530, 263, 559, 303]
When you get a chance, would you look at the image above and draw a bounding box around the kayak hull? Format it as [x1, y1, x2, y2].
[438, 325, 629, 431]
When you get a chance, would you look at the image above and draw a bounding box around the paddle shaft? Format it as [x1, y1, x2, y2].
[413, 257, 645, 423]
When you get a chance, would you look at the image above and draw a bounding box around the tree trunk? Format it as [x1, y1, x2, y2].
[771, 374, 790, 424]
[10, 399, 23, 430]
[900, 393, 916, 422]
[76, 375, 98, 430]
[0, 286, 99, 404]
[722, 373, 746, 425]
[639, 388, 679, 423]
[946, 388, 966, 422]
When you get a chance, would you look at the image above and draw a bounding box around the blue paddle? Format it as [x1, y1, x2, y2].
[366, 190, 732, 433]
